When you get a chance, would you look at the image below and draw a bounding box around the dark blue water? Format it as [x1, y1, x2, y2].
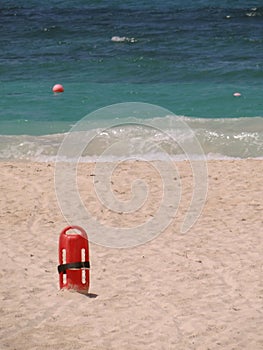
[0, 1, 262, 159]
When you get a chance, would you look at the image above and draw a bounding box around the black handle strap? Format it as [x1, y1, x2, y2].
[58, 261, 90, 274]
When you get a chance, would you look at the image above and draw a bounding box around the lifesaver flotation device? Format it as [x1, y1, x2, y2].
[58, 226, 90, 293]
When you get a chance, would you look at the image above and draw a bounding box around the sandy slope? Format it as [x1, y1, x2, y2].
[0, 160, 262, 350]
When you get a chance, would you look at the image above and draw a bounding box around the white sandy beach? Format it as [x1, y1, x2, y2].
[0, 159, 262, 349]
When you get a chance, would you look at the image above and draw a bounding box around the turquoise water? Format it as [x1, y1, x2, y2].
[0, 1, 262, 159]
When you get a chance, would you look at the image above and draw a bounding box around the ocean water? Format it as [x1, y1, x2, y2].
[0, 0, 262, 160]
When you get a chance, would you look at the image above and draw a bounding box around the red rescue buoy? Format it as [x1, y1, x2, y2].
[58, 226, 90, 293]
[52, 84, 64, 93]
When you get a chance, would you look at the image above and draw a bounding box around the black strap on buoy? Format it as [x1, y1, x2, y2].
[57, 261, 90, 274]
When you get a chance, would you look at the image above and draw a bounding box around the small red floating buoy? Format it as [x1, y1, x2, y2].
[233, 92, 241, 97]
[52, 84, 64, 93]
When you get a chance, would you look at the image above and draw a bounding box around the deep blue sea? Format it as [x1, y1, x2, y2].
[0, 0, 262, 160]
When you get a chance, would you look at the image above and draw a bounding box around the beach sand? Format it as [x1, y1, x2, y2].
[0, 159, 262, 350]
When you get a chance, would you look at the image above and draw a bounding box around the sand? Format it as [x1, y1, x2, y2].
[0, 159, 262, 350]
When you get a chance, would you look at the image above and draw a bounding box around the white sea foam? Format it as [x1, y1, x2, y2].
[111, 36, 137, 43]
[0, 115, 262, 162]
